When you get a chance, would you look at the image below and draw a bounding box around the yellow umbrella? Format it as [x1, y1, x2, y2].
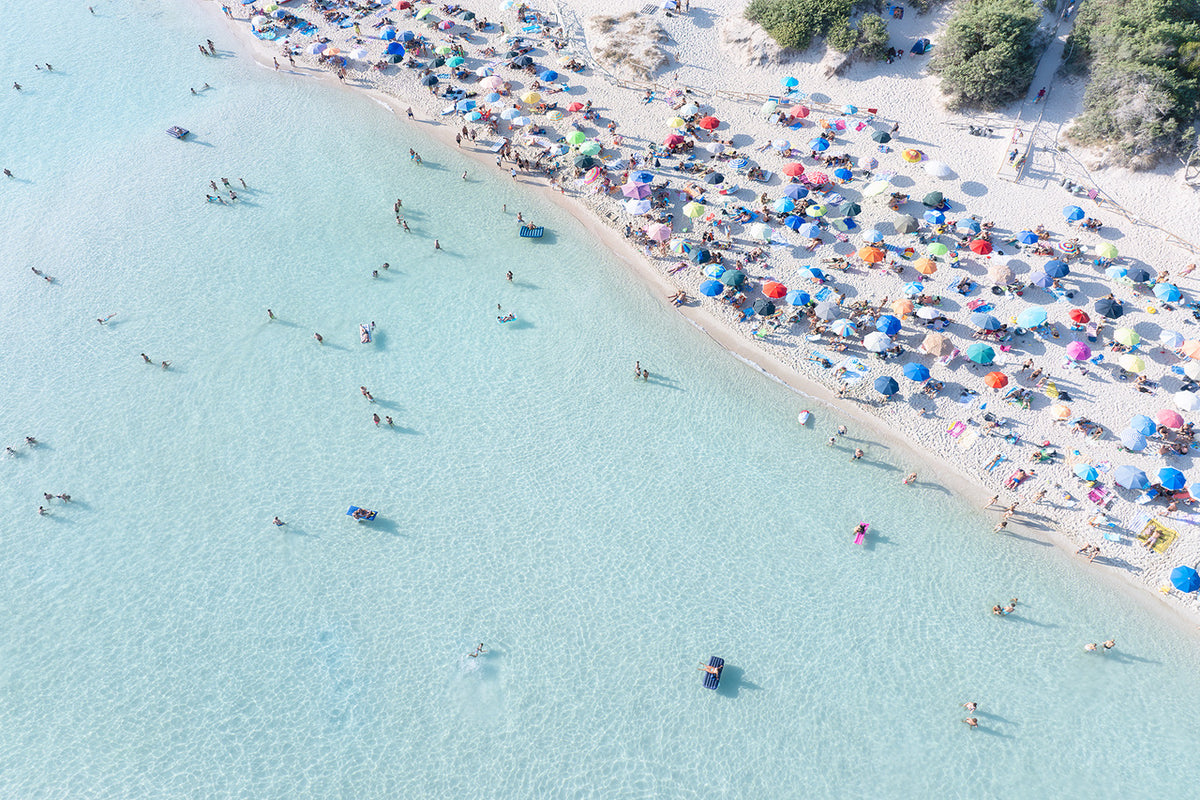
[1118, 354, 1145, 373]
[1113, 327, 1140, 347]
[668, 117, 686, 128]
[862, 180, 891, 197]
[683, 201, 705, 219]
[1097, 242, 1119, 259]
[522, 91, 541, 105]
[1049, 403, 1072, 420]
[913, 257, 938, 275]
[807, 203, 828, 217]
[416, 6, 433, 18]
[891, 299, 914, 316]
[902, 149, 923, 163]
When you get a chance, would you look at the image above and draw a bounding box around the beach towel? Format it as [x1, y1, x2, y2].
[948, 421, 965, 438]
[956, 428, 980, 450]
[986, 455, 1007, 472]
[1136, 518, 1177, 553]
[815, 287, 833, 302]
[834, 356, 869, 383]
[789, 121, 805, 130]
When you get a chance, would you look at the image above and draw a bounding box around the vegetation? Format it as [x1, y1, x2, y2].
[746, 0, 892, 60]
[930, 0, 1042, 108]
[1063, 0, 1200, 168]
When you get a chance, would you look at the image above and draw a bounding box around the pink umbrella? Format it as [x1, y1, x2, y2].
[438, 20, 454, 30]
[622, 182, 650, 199]
[664, 133, 685, 147]
[646, 222, 671, 242]
[1156, 409, 1185, 429]
[1065, 341, 1091, 361]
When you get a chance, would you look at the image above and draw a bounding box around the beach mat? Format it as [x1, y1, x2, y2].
[1136, 518, 1177, 553]
[834, 356, 869, 384]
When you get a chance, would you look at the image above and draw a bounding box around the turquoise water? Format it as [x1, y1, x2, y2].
[2, 1, 1199, 796]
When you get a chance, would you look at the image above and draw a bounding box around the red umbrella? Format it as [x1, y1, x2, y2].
[969, 238, 993, 255]
[664, 133, 685, 147]
[1068, 309, 1090, 324]
[782, 163, 805, 177]
[396, 0, 412, 7]
[1156, 409, 1185, 429]
[763, 281, 787, 299]
[984, 371, 1008, 389]
[804, 171, 829, 186]
[789, 105, 810, 118]
[567, 102, 584, 112]
[698, 116, 720, 130]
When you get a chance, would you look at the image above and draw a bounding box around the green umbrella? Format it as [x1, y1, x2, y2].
[923, 191, 944, 208]
[578, 141, 601, 156]
[928, 242, 949, 256]
[841, 202, 862, 217]
[720, 269, 746, 287]
[967, 343, 995, 364]
[566, 130, 586, 145]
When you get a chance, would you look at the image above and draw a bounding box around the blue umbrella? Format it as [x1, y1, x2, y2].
[705, 264, 725, 278]
[538, 69, 559, 81]
[1155, 283, 1182, 302]
[456, 98, 476, 112]
[1106, 266, 1129, 281]
[923, 209, 945, 224]
[1189, 481, 1200, 500]
[1063, 205, 1085, 221]
[956, 218, 981, 234]
[781, 76, 799, 88]
[689, 248, 711, 264]
[876, 315, 902, 336]
[1129, 414, 1156, 436]
[903, 281, 925, 296]
[1043, 259, 1069, 278]
[399, 30, 415, 42]
[970, 312, 1001, 331]
[874, 376, 900, 396]
[485, 92, 502, 103]
[903, 362, 930, 382]
[385, 42, 405, 55]
[1016, 307, 1048, 328]
[784, 215, 804, 231]
[782, 184, 809, 200]
[1074, 463, 1099, 481]
[1113, 465, 1149, 490]
[1126, 268, 1151, 284]
[785, 289, 810, 306]
[834, 167, 853, 181]
[1095, 298, 1124, 318]
[466, 111, 482, 121]
[809, 138, 830, 152]
[699, 279, 724, 297]
[1159, 467, 1186, 491]
[774, 198, 795, 214]
[862, 229, 884, 243]
[1030, 270, 1054, 289]
[800, 266, 826, 281]
[1170, 565, 1200, 593]
[631, 171, 654, 185]
[797, 222, 821, 239]
[1016, 230, 1038, 244]
[1119, 428, 1147, 451]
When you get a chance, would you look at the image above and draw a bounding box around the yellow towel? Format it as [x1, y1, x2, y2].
[1136, 518, 1178, 554]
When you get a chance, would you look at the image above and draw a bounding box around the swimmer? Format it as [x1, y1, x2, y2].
[1102, 639, 1115, 651]
[141, 353, 151, 363]
[506, 271, 513, 281]
[191, 87, 197, 94]
[1003, 603, 1015, 614]
[962, 702, 978, 712]
[25, 437, 37, 446]
[434, 240, 441, 250]
[992, 605, 1004, 615]
[385, 416, 394, 427]
[210, 180, 218, 191]
[5, 447, 15, 456]
[642, 368, 649, 381]
[267, 309, 275, 320]
[1084, 643, 1098, 652]
[272, 516, 285, 526]
[462, 171, 468, 180]
[13, 83, 21, 91]
[837, 426, 847, 436]
[44, 493, 53, 501]
[372, 270, 379, 278]
[469, 643, 487, 658]
[228, 191, 237, 201]
[382, 262, 390, 270]
[238, 177, 245, 188]
[38, 506, 46, 515]
[635, 361, 641, 378]
[221, 178, 230, 188]
[827, 437, 836, 447]
[3, 169, 12, 178]
[851, 448, 864, 461]
[57, 494, 70, 502]
[373, 413, 381, 426]
[161, 361, 170, 370]
[97, 313, 116, 325]
[903, 472, 916, 485]
[314, 333, 323, 344]
[963, 717, 978, 729]
[517, 212, 523, 222]
[402, 220, 410, 232]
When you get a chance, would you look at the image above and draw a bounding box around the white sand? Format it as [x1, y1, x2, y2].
[197, 0, 1200, 622]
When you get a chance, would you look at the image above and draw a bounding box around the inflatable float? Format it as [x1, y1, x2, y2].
[166, 126, 189, 139]
[853, 522, 869, 545]
[519, 225, 544, 238]
[359, 322, 373, 343]
[702, 656, 724, 690]
[798, 410, 811, 425]
[347, 506, 377, 521]
[498, 313, 516, 324]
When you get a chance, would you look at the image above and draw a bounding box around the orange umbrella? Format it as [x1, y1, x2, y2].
[891, 298, 914, 316]
[858, 246, 885, 263]
[1049, 403, 1072, 420]
[913, 257, 938, 275]
[984, 371, 1008, 389]
[969, 238, 993, 255]
[902, 149, 923, 163]
[1183, 340, 1200, 359]
[763, 281, 787, 299]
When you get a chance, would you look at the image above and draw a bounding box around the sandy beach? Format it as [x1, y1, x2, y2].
[197, 0, 1200, 621]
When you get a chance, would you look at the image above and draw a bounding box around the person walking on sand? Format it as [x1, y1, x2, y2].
[984, 494, 998, 509]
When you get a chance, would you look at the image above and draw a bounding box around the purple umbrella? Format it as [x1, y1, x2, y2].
[1066, 341, 1092, 361]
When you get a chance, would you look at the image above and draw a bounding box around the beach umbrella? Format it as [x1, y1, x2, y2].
[1157, 409, 1185, 429]
[862, 229, 884, 244]
[308, 41, 328, 54]
[513, 55, 533, 67]
[381, 26, 396, 39]
[622, 182, 651, 199]
[481, 75, 504, 90]
[782, 162, 805, 177]
[892, 298, 914, 316]
[871, 130, 891, 143]
[1184, 340, 1200, 360]
[967, 343, 996, 364]
[922, 191, 943, 208]
[1066, 341, 1092, 361]
[970, 312, 1001, 331]
[806, 203, 828, 217]
[864, 332, 893, 352]
[1095, 298, 1124, 319]
[566, 130, 587, 146]
[446, 56, 464, 67]
[1069, 309, 1090, 324]
[797, 222, 821, 239]
[902, 281, 925, 296]
[1049, 403, 1072, 420]
[699, 116, 720, 130]
[809, 138, 830, 152]
[774, 197, 796, 214]
[687, 247, 711, 264]
[679, 103, 700, 117]
[1176, 390, 1200, 411]
[1030, 270, 1054, 289]
[421, 74, 439, 86]
[834, 168, 854, 181]
[842, 202, 862, 218]
[753, 299, 777, 316]
[1063, 205, 1085, 221]
[927, 243, 949, 257]
[1095, 242, 1119, 259]
[789, 105, 811, 119]
[415, 6, 433, 17]
[583, 165, 602, 183]
[801, 266, 826, 282]
[763, 281, 787, 299]
[1074, 464, 1099, 481]
[1170, 566, 1200, 593]
[833, 221, 857, 238]
[842, 104, 858, 115]
[398, 30, 415, 41]
[682, 201, 705, 219]
[957, 218, 982, 235]
[385, 41, 405, 54]
[1159, 467, 1187, 492]
[667, 116, 686, 128]
[538, 69, 559, 82]
[720, 270, 746, 287]
[1119, 428, 1147, 451]
[624, 198, 652, 215]
[428, 56, 445, 67]
[1161, 329, 1185, 349]
[830, 319, 857, 338]
[699, 279, 724, 297]
[646, 222, 671, 241]
[664, 133, 685, 147]
[567, 101, 585, 112]
[988, 263, 1014, 285]
[874, 376, 900, 396]
[969, 238, 993, 255]
[902, 149, 923, 163]
[903, 362, 930, 382]
[912, 258, 938, 276]
[784, 216, 804, 231]
[917, 307, 940, 320]
[578, 141, 601, 156]
[781, 76, 799, 88]
[1016, 230, 1038, 244]
[455, 98, 476, 112]
[922, 332, 948, 355]
[434, 45, 452, 55]
[748, 222, 773, 242]
[1129, 415, 1156, 435]
[573, 155, 597, 169]
[1155, 283, 1183, 302]
[858, 246, 885, 264]
[1119, 354, 1145, 373]
[785, 289, 810, 306]
[1114, 465, 1149, 490]
[896, 215, 919, 233]
[1186, 361, 1200, 380]
[814, 301, 839, 320]
[760, 100, 778, 115]
[923, 209, 945, 225]
[703, 262, 724, 276]
[1043, 260, 1069, 278]
[876, 315, 902, 336]
[466, 111, 482, 121]
[782, 184, 809, 200]
[984, 371, 1008, 389]
[924, 160, 953, 179]
[1113, 327, 1140, 347]
[1016, 307, 1047, 328]
[773, 139, 792, 151]
[522, 91, 541, 105]
[863, 179, 891, 197]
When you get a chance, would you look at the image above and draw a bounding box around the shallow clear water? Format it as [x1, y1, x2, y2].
[1, 2, 1198, 797]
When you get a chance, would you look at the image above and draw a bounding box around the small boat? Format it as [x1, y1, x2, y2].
[798, 410, 811, 426]
[359, 322, 373, 343]
[347, 506, 377, 521]
[519, 225, 544, 238]
[702, 656, 724, 690]
[166, 126, 189, 139]
[853, 522, 869, 545]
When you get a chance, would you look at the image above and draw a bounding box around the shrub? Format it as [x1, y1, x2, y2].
[1063, 0, 1200, 167]
[931, 0, 1042, 108]
[857, 14, 892, 61]
[745, 0, 858, 52]
[827, 20, 860, 52]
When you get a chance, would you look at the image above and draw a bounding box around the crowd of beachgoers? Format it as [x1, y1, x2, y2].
[208, 0, 1200, 616]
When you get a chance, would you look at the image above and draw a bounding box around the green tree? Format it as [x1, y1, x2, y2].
[931, 0, 1042, 108]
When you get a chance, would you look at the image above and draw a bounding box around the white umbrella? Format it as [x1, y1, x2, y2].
[511, 116, 530, 126]
[1186, 361, 1200, 381]
[863, 332, 892, 352]
[772, 139, 790, 151]
[923, 160, 954, 180]
[1176, 391, 1200, 411]
[916, 306, 940, 320]
[351, 47, 369, 61]
[705, 142, 725, 155]
[679, 103, 700, 117]
[625, 198, 652, 215]
[1161, 329, 1185, 349]
[747, 222, 772, 242]
[251, 15, 269, 26]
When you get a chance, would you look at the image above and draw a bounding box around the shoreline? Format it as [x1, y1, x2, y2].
[192, 0, 1200, 632]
